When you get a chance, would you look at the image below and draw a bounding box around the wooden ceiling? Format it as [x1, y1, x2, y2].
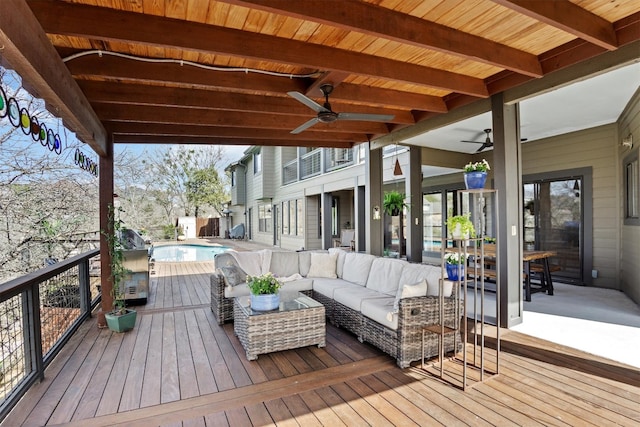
[5, 0, 640, 154]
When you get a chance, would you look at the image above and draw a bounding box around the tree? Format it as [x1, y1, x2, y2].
[1, 67, 99, 282]
[186, 167, 228, 218]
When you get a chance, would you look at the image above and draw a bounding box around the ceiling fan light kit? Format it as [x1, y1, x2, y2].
[288, 84, 394, 134]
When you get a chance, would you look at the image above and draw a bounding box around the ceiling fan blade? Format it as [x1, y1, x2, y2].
[287, 91, 327, 113]
[336, 112, 395, 122]
[476, 143, 492, 153]
[461, 140, 482, 144]
[290, 117, 320, 134]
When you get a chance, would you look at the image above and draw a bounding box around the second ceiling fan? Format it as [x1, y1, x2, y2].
[461, 128, 527, 153]
[287, 84, 394, 134]
[461, 129, 494, 153]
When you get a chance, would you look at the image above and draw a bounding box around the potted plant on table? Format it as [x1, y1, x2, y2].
[463, 159, 490, 189]
[103, 205, 137, 333]
[444, 252, 467, 281]
[247, 272, 282, 311]
[446, 212, 476, 240]
[383, 190, 407, 216]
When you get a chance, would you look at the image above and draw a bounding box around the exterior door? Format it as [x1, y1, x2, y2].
[523, 177, 583, 284]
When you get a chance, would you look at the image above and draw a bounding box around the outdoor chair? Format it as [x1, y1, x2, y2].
[333, 229, 355, 251]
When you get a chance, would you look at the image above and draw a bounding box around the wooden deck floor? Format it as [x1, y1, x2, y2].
[3, 261, 639, 426]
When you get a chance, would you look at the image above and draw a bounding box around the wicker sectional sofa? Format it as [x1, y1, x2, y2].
[211, 248, 461, 368]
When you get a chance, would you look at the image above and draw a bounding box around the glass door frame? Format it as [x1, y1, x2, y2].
[523, 167, 593, 285]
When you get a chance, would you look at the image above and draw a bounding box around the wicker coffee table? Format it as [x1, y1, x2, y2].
[233, 292, 326, 360]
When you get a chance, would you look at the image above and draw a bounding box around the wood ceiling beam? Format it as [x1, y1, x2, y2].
[224, 0, 543, 77]
[0, 0, 106, 156]
[105, 122, 365, 142]
[330, 83, 449, 113]
[29, 1, 488, 97]
[493, 0, 618, 50]
[78, 81, 416, 124]
[93, 104, 390, 135]
[112, 134, 354, 148]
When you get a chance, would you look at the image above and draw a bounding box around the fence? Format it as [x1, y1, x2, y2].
[0, 249, 101, 421]
[196, 217, 220, 237]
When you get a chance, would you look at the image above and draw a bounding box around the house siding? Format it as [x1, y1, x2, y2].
[618, 89, 640, 304]
[522, 124, 619, 289]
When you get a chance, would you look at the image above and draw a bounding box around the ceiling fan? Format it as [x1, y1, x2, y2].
[287, 84, 394, 134]
[461, 128, 528, 153]
[461, 129, 494, 153]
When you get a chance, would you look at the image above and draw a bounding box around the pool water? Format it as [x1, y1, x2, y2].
[150, 244, 229, 262]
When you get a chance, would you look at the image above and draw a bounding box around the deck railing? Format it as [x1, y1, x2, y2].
[0, 249, 101, 420]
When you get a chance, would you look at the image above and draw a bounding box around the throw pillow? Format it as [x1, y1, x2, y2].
[393, 278, 427, 310]
[306, 252, 338, 279]
[219, 265, 247, 287]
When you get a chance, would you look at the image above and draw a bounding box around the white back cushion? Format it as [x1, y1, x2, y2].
[269, 251, 300, 277]
[341, 253, 376, 286]
[307, 252, 338, 278]
[365, 258, 407, 296]
[328, 247, 347, 278]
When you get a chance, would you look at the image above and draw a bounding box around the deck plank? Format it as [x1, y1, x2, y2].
[139, 313, 164, 408]
[119, 313, 153, 412]
[4, 259, 639, 427]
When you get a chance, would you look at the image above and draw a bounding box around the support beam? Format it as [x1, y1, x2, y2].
[405, 147, 423, 263]
[0, 0, 107, 156]
[321, 191, 332, 250]
[491, 93, 523, 328]
[366, 144, 383, 256]
[98, 139, 114, 327]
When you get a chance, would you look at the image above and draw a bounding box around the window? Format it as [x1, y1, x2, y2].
[290, 199, 297, 236]
[230, 169, 236, 187]
[297, 199, 304, 236]
[282, 201, 289, 235]
[258, 203, 272, 232]
[625, 153, 639, 225]
[253, 151, 262, 174]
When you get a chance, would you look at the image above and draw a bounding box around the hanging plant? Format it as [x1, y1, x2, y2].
[383, 191, 407, 216]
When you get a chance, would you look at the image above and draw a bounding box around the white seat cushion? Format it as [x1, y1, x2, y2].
[361, 297, 398, 330]
[333, 286, 389, 312]
[225, 279, 313, 298]
[279, 278, 313, 293]
[311, 278, 356, 299]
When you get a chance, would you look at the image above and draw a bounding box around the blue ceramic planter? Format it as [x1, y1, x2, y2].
[250, 293, 280, 311]
[464, 171, 487, 189]
[446, 263, 464, 281]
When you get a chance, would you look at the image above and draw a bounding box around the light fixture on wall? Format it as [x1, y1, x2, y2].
[573, 180, 580, 198]
[622, 134, 633, 149]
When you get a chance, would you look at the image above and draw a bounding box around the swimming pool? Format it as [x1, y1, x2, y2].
[150, 244, 229, 262]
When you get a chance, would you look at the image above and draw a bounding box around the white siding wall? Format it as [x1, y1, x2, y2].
[305, 196, 322, 250]
[618, 90, 640, 304]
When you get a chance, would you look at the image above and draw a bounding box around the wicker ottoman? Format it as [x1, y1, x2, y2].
[233, 292, 326, 360]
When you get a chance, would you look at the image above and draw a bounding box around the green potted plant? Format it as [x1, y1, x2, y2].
[247, 272, 282, 311]
[446, 212, 476, 240]
[383, 190, 407, 216]
[103, 205, 137, 333]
